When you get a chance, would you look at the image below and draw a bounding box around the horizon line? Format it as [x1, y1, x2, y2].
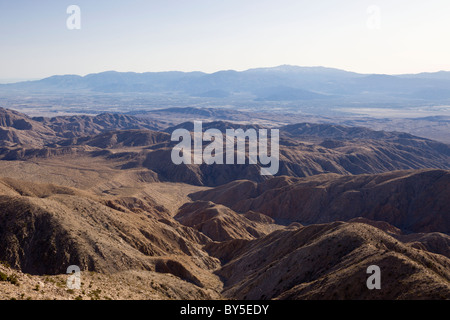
[2, 64, 450, 84]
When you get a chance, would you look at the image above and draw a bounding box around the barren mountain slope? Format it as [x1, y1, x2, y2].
[0, 108, 163, 148]
[57, 129, 170, 149]
[0, 108, 449, 300]
[1, 110, 449, 186]
[0, 108, 57, 147]
[0, 167, 449, 299]
[0, 178, 222, 292]
[210, 221, 450, 300]
[0, 155, 208, 216]
[175, 201, 282, 241]
[191, 169, 450, 233]
[0, 262, 220, 300]
[33, 112, 163, 138]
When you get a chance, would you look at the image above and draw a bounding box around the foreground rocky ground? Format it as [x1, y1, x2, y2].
[0, 262, 221, 300]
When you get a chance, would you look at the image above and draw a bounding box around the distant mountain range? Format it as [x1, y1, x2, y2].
[3, 65, 450, 102]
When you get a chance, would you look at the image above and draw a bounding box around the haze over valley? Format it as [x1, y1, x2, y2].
[2, 66, 449, 143]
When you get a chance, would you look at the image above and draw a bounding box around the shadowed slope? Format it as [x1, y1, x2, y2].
[0, 178, 221, 291]
[212, 222, 450, 300]
[191, 169, 450, 233]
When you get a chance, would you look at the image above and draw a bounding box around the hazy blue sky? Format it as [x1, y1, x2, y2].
[1, 0, 450, 79]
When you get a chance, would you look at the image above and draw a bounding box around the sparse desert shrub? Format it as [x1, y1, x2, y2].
[8, 275, 19, 286]
[0, 272, 20, 286]
[89, 289, 102, 300]
[0, 272, 7, 282]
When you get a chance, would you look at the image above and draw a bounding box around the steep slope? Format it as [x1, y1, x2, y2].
[0, 108, 163, 144]
[190, 169, 450, 233]
[2, 112, 450, 181]
[34, 113, 163, 138]
[0, 108, 57, 147]
[0, 178, 221, 290]
[0, 108, 166, 160]
[127, 121, 450, 186]
[278, 122, 450, 176]
[0, 164, 448, 300]
[0, 261, 221, 300]
[57, 129, 170, 149]
[211, 221, 450, 300]
[175, 201, 281, 241]
[140, 147, 266, 186]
